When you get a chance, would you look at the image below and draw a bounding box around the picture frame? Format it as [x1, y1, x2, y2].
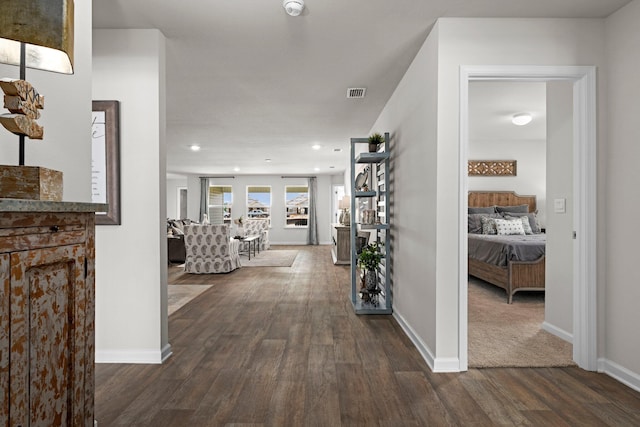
[92, 100, 121, 225]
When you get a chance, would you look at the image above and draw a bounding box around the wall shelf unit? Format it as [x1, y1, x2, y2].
[350, 132, 392, 314]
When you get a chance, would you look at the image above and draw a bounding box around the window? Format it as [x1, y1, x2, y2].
[285, 185, 309, 227]
[208, 185, 232, 224]
[247, 186, 271, 222]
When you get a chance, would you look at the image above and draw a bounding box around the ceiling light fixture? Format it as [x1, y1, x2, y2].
[312, 144, 321, 150]
[190, 144, 201, 151]
[283, 0, 304, 17]
[512, 113, 533, 126]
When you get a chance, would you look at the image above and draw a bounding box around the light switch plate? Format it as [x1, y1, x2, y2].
[554, 198, 566, 213]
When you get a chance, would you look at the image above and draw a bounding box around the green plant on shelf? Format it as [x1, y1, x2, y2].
[357, 241, 383, 272]
[368, 132, 384, 152]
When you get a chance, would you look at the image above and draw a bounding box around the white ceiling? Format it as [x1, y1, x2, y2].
[469, 81, 546, 142]
[92, 0, 630, 178]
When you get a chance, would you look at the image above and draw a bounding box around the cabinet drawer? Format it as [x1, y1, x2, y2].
[0, 213, 89, 253]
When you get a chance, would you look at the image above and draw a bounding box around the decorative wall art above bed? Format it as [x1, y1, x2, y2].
[468, 160, 517, 176]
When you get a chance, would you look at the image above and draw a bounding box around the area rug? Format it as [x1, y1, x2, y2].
[168, 284, 212, 316]
[240, 249, 298, 267]
[468, 277, 575, 368]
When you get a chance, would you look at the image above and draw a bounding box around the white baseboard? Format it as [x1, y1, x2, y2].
[393, 310, 461, 373]
[393, 310, 435, 371]
[542, 321, 573, 344]
[598, 358, 640, 393]
[161, 343, 173, 362]
[96, 345, 171, 364]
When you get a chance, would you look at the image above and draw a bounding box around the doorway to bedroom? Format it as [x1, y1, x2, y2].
[466, 80, 575, 368]
[459, 66, 598, 372]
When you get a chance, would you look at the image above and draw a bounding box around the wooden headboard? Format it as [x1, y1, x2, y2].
[468, 191, 537, 213]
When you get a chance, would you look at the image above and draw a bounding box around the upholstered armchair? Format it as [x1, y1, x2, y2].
[184, 224, 241, 274]
[243, 219, 270, 250]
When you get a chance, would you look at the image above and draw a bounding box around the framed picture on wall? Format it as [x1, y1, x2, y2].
[92, 100, 121, 225]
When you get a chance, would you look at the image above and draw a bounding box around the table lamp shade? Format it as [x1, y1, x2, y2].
[0, 0, 74, 74]
[339, 196, 350, 210]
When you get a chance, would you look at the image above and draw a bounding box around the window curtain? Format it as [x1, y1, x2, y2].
[307, 177, 318, 245]
[199, 177, 210, 223]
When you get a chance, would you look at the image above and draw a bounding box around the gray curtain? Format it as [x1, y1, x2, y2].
[307, 177, 319, 245]
[199, 177, 210, 223]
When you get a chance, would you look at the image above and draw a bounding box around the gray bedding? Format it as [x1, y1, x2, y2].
[468, 233, 546, 268]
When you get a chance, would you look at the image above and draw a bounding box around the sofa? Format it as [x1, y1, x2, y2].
[167, 219, 198, 264]
[243, 218, 270, 251]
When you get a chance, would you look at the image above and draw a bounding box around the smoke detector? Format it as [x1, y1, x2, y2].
[283, 0, 304, 17]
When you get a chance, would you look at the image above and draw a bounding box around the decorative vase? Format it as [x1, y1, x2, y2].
[365, 270, 377, 292]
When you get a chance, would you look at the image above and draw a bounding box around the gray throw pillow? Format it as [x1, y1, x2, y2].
[496, 204, 529, 214]
[468, 206, 496, 214]
[468, 213, 501, 234]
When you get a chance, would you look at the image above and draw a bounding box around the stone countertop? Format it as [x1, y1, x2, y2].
[0, 199, 108, 213]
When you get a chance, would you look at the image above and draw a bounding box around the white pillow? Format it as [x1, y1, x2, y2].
[506, 215, 533, 235]
[494, 218, 525, 235]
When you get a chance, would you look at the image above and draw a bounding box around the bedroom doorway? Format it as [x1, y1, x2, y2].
[466, 80, 574, 368]
[459, 66, 598, 372]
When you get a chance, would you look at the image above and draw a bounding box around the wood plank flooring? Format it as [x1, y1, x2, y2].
[95, 245, 640, 426]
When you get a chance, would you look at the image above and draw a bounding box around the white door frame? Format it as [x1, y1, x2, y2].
[458, 65, 597, 371]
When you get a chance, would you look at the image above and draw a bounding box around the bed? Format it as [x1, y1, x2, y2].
[468, 191, 545, 303]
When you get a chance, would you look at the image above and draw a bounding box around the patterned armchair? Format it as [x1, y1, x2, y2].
[184, 224, 241, 274]
[243, 219, 270, 250]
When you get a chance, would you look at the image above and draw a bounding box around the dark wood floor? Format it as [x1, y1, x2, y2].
[95, 245, 640, 426]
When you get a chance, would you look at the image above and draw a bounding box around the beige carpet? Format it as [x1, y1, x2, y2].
[468, 277, 575, 368]
[240, 249, 298, 267]
[168, 284, 212, 316]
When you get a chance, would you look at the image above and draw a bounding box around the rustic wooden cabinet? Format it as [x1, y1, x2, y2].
[330, 224, 350, 265]
[0, 201, 103, 427]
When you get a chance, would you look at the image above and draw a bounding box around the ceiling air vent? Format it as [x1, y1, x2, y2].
[347, 88, 366, 98]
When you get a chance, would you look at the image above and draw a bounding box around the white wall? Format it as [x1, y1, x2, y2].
[184, 174, 335, 245]
[369, 25, 440, 365]
[93, 29, 169, 363]
[166, 178, 187, 219]
[0, 1, 93, 202]
[544, 81, 574, 340]
[372, 18, 607, 371]
[604, 0, 640, 384]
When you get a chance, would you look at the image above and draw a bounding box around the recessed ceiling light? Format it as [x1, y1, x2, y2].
[333, 148, 342, 152]
[233, 167, 240, 172]
[329, 166, 335, 169]
[512, 113, 533, 126]
[312, 144, 321, 150]
[190, 144, 201, 151]
[265, 158, 272, 163]
[314, 167, 320, 172]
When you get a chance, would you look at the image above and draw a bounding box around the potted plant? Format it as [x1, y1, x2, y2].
[358, 242, 383, 292]
[368, 132, 384, 152]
